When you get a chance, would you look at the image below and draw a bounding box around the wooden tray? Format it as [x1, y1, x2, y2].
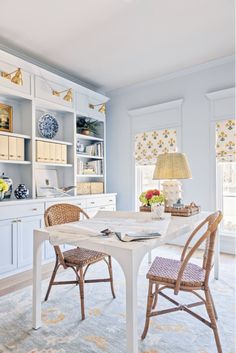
[165, 202, 200, 217]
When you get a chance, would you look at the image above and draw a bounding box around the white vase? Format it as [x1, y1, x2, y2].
[151, 203, 165, 219]
[0, 192, 5, 201]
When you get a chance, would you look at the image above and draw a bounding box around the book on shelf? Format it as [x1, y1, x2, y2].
[81, 142, 104, 157]
[77, 159, 103, 175]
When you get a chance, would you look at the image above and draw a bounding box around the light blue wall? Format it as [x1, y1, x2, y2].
[106, 58, 235, 211]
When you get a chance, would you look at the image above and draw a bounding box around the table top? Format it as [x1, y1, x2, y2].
[40, 210, 210, 252]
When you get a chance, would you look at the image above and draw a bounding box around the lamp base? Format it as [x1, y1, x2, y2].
[161, 180, 182, 207]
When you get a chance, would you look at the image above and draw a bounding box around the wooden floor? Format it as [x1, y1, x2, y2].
[0, 262, 56, 297]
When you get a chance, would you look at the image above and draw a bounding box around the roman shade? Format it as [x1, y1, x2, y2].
[216, 119, 235, 162]
[134, 128, 177, 165]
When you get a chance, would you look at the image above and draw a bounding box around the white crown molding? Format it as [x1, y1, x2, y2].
[107, 55, 235, 96]
[206, 87, 235, 100]
[128, 98, 184, 117]
[0, 42, 99, 92]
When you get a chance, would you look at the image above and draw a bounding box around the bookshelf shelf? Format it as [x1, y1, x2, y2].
[76, 133, 104, 142]
[77, 174, 104, 178]
[77, 154, 103, 160]
[35, 137, 73, 146]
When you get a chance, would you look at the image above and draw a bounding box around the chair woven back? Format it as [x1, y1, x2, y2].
[175, 211, 222, 292]
[44, 203, 89, 267]
[44, 203, 89, 227]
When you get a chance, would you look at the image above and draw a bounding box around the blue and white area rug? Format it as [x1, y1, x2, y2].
[0, 245, 235, 353]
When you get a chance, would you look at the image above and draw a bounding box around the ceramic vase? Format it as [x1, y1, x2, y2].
[0, 192, 4, 201]
[14, 184, 29, 199]
[151, 203, 165, 219]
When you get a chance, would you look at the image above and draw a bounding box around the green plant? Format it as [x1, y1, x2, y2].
[76, 117, 100, 136]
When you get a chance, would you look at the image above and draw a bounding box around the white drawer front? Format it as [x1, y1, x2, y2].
[87, 195, 116, 208]
[0, 202, 44, 221]
[35, 76, 74, 109]
[0, 60, 32, 96]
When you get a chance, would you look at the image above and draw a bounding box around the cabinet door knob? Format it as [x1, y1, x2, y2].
[12, 220, 17, 223]
[32, 208, 38, 211]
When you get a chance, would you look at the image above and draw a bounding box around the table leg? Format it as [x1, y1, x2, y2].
[214, 229, 220, 280]
[32, 230, 43, 329]
[122, 255, 140, 353]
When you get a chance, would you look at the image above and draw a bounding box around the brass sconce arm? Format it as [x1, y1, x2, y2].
[89, 102, 106, 113]
[52, 88, 73, 102]
[1, 68, 23, 86]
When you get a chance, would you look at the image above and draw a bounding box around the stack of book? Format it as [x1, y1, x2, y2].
[85, 142, 104, 157]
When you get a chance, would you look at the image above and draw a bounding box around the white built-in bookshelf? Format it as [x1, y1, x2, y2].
[0, 49, 108, 199]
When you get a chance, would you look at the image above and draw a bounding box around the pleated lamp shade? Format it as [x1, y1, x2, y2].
[153, 153, 192, 180]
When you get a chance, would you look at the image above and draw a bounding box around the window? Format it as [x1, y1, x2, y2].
[135, 165, 160, 210]
[217, 162, 236, 235]
[215, 119, 236, 236]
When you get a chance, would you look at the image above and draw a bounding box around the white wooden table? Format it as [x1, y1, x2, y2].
[32, 211, 219, 353]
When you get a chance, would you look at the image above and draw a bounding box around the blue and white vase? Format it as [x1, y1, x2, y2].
[14, 184, 29, 199]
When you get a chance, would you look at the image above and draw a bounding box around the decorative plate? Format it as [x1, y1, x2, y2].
[38, 113, 59, 139]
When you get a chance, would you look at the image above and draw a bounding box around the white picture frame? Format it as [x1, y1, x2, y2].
[35, 169, 59, 198]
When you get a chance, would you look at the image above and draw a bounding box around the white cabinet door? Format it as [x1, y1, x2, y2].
[0, 219, 17, 275]
[17, 216, 43, 268]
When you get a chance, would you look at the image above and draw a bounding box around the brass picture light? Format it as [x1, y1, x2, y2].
[1, 68, 23, 86]
[52, 88, 73, 102]
[89, 102, 106, 114]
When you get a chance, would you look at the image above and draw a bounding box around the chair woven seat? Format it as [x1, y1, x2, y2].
[147, 256, 205, 287]
[63, 247, 106, 267]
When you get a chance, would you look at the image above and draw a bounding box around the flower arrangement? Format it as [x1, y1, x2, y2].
[139, 189, 165, 207]
[0, 178, 9, 200]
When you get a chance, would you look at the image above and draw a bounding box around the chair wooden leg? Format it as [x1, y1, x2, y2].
[141, 281, 154, 340]
[44, 258, 60, 301]
[152, 284, 159, 309]
[208, 288, 218, 320]
[205, 289, 222, 353]
[79, 267, 85, 320]
[108, 256, 116, 298]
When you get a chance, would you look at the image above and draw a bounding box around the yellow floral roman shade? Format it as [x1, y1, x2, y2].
[216, 119, 236, 162]
[135, 128, 177, 165]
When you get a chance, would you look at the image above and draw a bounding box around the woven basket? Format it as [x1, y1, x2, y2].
[139, 205, 151, 212]
[165, 202, 200, 217]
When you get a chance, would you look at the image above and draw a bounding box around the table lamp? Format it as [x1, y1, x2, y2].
[153, 152, 192, 207]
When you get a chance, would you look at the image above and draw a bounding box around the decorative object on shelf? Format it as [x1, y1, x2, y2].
[139, 189, 165, 213]
[0, 103, 13, 132]
[14, 184, 29, 199]
[153, 152, 192, 207]
[52, 88, 73, 102]
[0, 178, 9, 201]
[0, 67, 23, 85]
[165, 202, 200, 217]
[89, 102, 106, 113]
[35, 169, 59, 197]
[76, 117, 100, 136]
[77, 141, 85, 153]
[38, 113, 59, 139]
[41, 185, 76, 197]
[1, 173, 13, 199]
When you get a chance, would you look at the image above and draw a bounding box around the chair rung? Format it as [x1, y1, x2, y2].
[53, 281, 78, 285]
[150, 307, 180, 316]
[85, 278, 111, 283]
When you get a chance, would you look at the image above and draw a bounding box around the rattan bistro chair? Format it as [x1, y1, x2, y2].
[141, 211, 223, 353]
[44, 203, 116, 320]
